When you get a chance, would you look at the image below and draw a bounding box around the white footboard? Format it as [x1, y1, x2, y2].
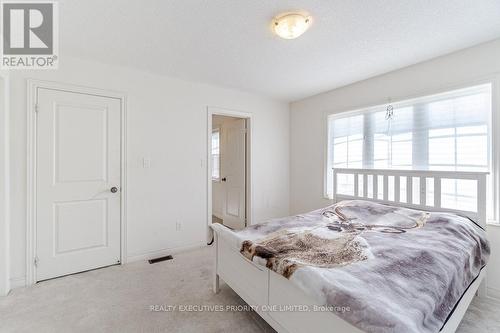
[211, 225, 362, 333]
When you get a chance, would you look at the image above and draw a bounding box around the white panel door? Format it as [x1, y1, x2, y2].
[222, 118, 246, 230]
[36, 88, 121, 281]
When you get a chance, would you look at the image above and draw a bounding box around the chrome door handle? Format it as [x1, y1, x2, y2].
[110, 187, 119, 193]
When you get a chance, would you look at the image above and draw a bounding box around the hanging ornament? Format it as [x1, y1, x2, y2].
[385, 98, 394, 135]
[385, 101, 394, 121]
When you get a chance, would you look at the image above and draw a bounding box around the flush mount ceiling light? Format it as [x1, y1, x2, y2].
[273, 12, 312, 39]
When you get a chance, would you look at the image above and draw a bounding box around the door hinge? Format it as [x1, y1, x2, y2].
[34, 104, 39, 113]
[34, 256, 39, 267]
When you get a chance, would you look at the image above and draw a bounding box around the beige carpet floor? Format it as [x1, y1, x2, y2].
[0, 246, 498, 333]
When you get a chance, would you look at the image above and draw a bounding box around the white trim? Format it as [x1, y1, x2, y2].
[207, 107, 253, 241]
[126, 242, 206, 263]
[26, 79, 128, 285]
[492, 76, 500, 223]
[323, 76, 500, 222]
[120, 94, 128, 264]
[322, 111, 330, 199]
[9, 277, 26, 290]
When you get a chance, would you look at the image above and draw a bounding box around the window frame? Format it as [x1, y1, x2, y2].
[211, 128, 221, 182]
[323, 79, 500, 224]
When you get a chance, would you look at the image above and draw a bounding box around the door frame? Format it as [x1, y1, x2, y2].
[207, 107, 252, 239]
[26, 79, 128, 286]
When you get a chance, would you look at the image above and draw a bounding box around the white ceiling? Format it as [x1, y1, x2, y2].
[61, 0, 500, 101]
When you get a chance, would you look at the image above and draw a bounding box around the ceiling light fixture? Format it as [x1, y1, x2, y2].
[273, 12, 312, 39]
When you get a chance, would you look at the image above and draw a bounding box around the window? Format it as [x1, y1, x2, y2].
[211, 129, 221, 181]
[326, 84, 494, 219]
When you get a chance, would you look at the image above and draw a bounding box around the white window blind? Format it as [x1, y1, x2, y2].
[211, 129, 221, 181]
[326, 84, 493, 218]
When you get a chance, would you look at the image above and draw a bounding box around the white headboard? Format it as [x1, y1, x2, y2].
[332, 168, 488, 228]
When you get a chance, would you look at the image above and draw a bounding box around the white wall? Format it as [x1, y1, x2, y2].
[8, 56, 290, 286]
[0, 74, 10, 295]
[290, 38, 500, 292]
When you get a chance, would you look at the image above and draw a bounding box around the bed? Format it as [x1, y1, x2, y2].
[210, 168, 490, 333]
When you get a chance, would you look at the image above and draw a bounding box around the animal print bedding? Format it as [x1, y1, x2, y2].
[231, 200, 489, 333]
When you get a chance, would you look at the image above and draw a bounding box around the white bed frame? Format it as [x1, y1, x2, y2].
[211, 168, 488, 333]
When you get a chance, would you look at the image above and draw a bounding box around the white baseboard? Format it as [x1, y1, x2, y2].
[0, 283, 9, 296]
[5, 244, 207, 293]
[487, 287, 500, 299]
[9, 276, 26, 290]
[126, 242, 207, 263]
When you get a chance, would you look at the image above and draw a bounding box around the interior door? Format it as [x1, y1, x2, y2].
[36, 88, 121, 281]
[222, 118, 246, 229]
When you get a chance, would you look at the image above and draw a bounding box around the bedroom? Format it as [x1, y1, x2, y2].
[0, 1, 499, 332]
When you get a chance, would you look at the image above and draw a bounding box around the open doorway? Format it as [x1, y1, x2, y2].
[212, 115, 247, 229]
[208, 108, 251, 235]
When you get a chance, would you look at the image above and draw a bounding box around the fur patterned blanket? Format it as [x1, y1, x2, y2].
[235, 200, 490, 333]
